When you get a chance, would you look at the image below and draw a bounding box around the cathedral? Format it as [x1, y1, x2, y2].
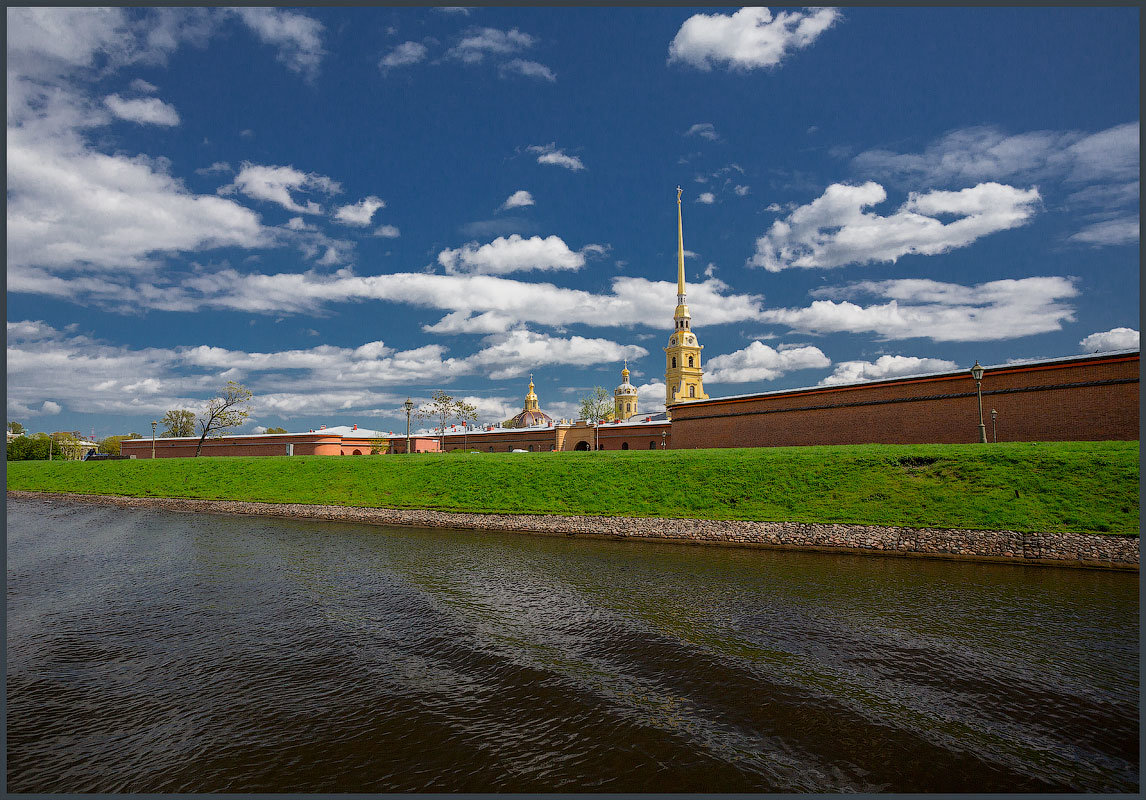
[512, 187, 708, 426]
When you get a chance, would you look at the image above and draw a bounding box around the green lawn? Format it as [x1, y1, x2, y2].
[6, 441, 1139, 535]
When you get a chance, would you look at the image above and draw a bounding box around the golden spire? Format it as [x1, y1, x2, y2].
[622, 359, 630, 381]
[676, 186, 686, 300]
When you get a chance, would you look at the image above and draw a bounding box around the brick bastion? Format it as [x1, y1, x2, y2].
[11, 491, 1138, 570]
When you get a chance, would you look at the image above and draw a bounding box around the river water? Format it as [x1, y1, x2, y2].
[6, 497, 1139, 792]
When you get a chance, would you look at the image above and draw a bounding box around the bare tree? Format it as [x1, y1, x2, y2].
[161, 408, 196, 437]
[456, 400, 479, 452]
[417, 390, 455, 452]
[194, 381, 252, 457]
[579, 386, 612, 451]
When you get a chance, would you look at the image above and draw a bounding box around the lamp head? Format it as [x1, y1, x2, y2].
[970, 361, 984, 382]
[403, 397, 413, 414]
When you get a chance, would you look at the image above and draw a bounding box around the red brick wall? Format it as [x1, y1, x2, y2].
[669, 354, 1139, 449]
[121, 434, 343, 458]
[595, 422, 672, 451]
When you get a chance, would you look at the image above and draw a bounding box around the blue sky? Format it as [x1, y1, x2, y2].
[7, 6, 1139, 438]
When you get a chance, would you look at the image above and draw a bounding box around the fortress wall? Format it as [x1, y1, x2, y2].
[670, 353, 1139, 449]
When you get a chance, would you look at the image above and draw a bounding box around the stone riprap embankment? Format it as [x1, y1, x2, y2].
[8, 491, 1138, 569]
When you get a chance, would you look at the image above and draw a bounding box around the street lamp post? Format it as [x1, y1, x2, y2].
[662, 430, 667, 450]
[970, 362, 987, 444]
[991, 408, 998, 443]
[403, 397, 414, 455]
[151, 420, 158, 459]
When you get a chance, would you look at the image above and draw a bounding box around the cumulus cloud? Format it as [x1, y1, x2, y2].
[705, 341, 830, 383]
[685, 122, 720, 141]
[8, 131, 266, 271]
[528, 143, 585, 171]
[229, 7, 325, 79]
[750, 181, 1041, 271]
[103, 93, 180, 125]
[437, 234, 587, 275]
[1079, 327, 1139, 353]
[669, 7, 840, 71]
[762, 276, 1078, 342]
[219, 162, 342, 215]
[129, 78, 158, 93]
[380, 41, 428, 69]
[696, 192, 716, 204]
[499, 59, 555, 81]
[6, 319, 648, 422]
[333, 196, 386, 226]
[195, 161, 233, 175]
[500, 190, 535, 210]
[373, 224, 401, 238]
[818, 355, 959, 386]
[448, 27, 534, 63]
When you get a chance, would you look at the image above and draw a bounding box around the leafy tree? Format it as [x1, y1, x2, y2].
[370, 436, 389, 455]
[417, 390, 455, 452]
[194, 381, 252, 457]
[51, 431, 84, 460]
[8, 421, 25, 435]
[265, 426, 288, 434]
[161, 409, 196, 437]
[98, 433, 142, 456]
[5, 436, 31, 460]
[579, 386, 612, 451]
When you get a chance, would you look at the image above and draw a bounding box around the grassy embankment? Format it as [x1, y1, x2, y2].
[6, 441, 1139, 534]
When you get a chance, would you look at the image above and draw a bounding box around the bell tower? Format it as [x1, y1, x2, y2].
[664, 187, 708, 415]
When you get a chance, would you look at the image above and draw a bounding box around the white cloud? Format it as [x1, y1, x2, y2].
[334, 196, 386, 226]
[685, 122, 720, 141]
[230, 7, 325, 79]
[750, 181, 1041, 271]
[438, 234, 586, 275]
[818, 355, 959, 386]
[448, 27, 534, 63]
[468, 329, 648, 381]
[500, 190, 535, 210]
[374, 224, 401, 238]
[380, 41, 428, 69]
[103, 93, 181, 126]
[5, 319, 651, 422]
[195, 161, 233, 175]
[705, 341, 830, 383]
[528, 143, 585, 171]
[1067, 216, 1139, 246]
[129, 78, 158, 93]
[669, 7, 840, 71]
[852, 122, 1140, 188]
[762, 276, 1078, 342]
[1079, 327, 1139, 353]
[696, 192, 716, 204]
[8, 130, 266, 272]
[41, 401, 62, 415]
[635, 381, 667, 415]
[219, 162, 342, 215]
[499, 59, 556, 81]
[734, 184, 750, 196]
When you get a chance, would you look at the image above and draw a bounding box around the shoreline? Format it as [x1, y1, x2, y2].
[8, 490, 1138, 570]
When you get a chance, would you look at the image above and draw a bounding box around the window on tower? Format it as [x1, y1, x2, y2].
[689, 385, 695, 398]
[671, 357, 677, 368]
[688, 356, 694, 367]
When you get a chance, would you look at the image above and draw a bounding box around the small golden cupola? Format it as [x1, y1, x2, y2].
[508, 372, 553, 428]
[614, 360, 639, 420]
[664, 186, 708, 414]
